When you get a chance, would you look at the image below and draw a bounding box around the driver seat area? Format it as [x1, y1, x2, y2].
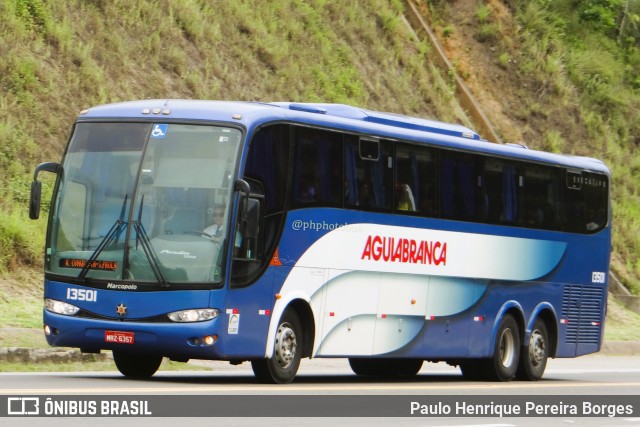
[164, 207, 202, 235]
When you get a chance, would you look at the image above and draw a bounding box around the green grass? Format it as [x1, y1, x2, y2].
[0, 328, 47, 348]
[604, 295, 640, 341]
[0, 271, 43, 329]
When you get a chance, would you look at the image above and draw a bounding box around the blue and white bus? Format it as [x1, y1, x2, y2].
[30, 100, 611, 383]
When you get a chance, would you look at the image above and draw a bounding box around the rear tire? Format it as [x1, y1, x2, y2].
[461, 315, 520, 381]
[251, 309, 302, 384]
[486, 314, 520, 381]
[112, 351, 163, 378]
[517, 318, 549, 381]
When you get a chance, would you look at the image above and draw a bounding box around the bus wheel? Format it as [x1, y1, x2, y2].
[349, 358, 423, 377]
[517, 318, 548, 381]
[112, 351, 163, 378]
[486, 314, 520, 381]
[251, 310, 302, 384]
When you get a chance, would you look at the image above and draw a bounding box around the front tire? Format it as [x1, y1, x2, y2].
[112, 351, 163, 378]
[517, 318, 548, 380]
[251, 310, 302, 384]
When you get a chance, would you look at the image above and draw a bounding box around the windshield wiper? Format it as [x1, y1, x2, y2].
[132, 195, 169, 287]
[78, 195, 128, 281]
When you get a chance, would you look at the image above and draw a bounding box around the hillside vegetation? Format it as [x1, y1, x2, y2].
[420, 0, 640, 293]
[1, 0, 639, 294]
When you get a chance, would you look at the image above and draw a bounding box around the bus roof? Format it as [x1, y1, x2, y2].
[78, 99, 609, 174]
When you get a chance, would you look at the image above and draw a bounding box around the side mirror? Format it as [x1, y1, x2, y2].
[234, 179, 251, 197]
[29, 181, 42, 220]
[244, 198, 260, 241]
[234, 178, 251, 221]
[230, 179, 264, 284]
[233, 179, 263, 261]
[29, 162, 60, 220]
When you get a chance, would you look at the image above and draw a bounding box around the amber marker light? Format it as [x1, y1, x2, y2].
[203, 335, 217, 346]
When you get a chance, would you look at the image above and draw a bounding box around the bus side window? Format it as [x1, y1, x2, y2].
[290, 127, 343, 208]
[395, 144, 438, 216]
[523, 165, 561, 231]
[483, 159, 521, 225]
[245, 125, 289, 213]
[441, 152, 481, 222]
[345, 137, 392, 211]
[242, 124, 289, 279]
[564, 171, 608, 233]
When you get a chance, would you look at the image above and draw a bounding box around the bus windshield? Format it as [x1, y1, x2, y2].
[46, 122, 242, 286]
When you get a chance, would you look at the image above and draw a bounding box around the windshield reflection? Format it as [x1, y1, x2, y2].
[47, 122, 241, 286]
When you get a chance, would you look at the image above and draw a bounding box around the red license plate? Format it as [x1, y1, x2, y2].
[104, 330, 135, 344]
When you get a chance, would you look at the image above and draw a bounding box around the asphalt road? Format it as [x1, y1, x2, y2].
[1, 355, 639, 426]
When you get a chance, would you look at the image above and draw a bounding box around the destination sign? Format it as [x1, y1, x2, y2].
[59, 259, 118, 271]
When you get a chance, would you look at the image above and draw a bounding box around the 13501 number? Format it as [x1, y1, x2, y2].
[66, 288, 98, 302]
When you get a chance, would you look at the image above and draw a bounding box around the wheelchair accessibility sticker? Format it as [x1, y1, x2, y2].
[151, 124, 168, 138]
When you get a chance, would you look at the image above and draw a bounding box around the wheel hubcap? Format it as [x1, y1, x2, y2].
[274, 322, 297, 369]
[499, 328, 516, 368]
[529, 330, 546, 367]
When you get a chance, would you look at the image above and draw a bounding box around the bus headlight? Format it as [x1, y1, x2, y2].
[168, 308, 219, 323]
[44, 298, 80, 316]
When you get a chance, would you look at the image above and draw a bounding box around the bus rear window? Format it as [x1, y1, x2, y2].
[564, 171, 608, 233]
